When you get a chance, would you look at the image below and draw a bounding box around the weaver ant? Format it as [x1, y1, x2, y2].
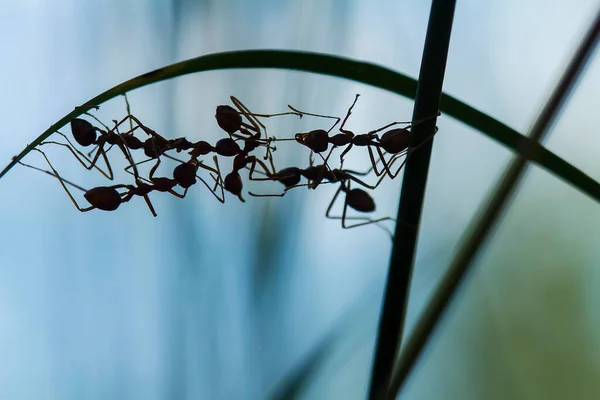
[25, 148, 157, 216]
[41, 113, 142, 181]
[249, 154, 412, 234]
[291, 94, 440, 179]
[215, 96, 301, 140]
[218, 136, 275, 203]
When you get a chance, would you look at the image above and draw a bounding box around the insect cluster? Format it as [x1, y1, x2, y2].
[18, 94, 439, 234]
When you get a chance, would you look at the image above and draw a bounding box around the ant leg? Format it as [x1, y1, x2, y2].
[41, 133, 114, 180]
[248, 160, 302, 197]
[363, 110, 440, 140]
[186, 155, 225, 203]
[327, 181, 394, 236]
[230, 96, 267, 138]
[120, 184, 157, 217]
[123, 93, 136, 139]
[124, 157, 157, 178]
[231, 96, 302, 124]
[141, 192, 158, 217]
[16, 157, 89, 192]
[249, 192, 286, 198]
[83, 111, 112, 132]
[246, 159, 290, 197]
[338, 94, 361, 135]
[374, 145, 395, 178]
[402, 111, 442, 131]
[247, 156, 275, 181]
[230, 97, 282, 167]
[287, 105, 341, 134]
[337, 142, 354, 164]
[350, 152, 408, 189]
[31, 148, 97, 212]
[198, 156, 225, 203]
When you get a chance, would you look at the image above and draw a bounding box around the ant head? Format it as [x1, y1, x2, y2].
[83, 186, 122, 211]
[277, 167, 302, 187]
[173, 162, 197, 189]
[346, 188, 375, 213]
[379, 128, 411, 154]
[304, 130, 329, 153]
[215, 105, 242, 134]
[215, 138, 241, 157]
[70, 118, 97, 147]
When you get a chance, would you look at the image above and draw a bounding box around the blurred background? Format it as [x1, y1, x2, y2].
[1, 0, 599, 399]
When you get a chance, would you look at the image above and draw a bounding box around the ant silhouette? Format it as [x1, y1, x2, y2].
[23, 148, 157, 216]
[118, 95, 286, 185]
[290, 94, 440, 179]
[216, 108, 282, 203]
[215, 96, 301, 142]
[248, 154, 412, 235]
[153, 155, 226, 204]
[41, 112, 143, 181]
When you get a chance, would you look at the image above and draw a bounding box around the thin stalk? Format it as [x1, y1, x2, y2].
[368, 1, 456, 399]
[387, 7, 600, 399]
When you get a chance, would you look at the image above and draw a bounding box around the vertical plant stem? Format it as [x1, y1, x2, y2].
[367, 1, 456, 399]
[386, 8, 600, 400]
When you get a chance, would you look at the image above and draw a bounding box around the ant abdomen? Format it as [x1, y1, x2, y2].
[70, 118, 97, 147]
[346, 188, 376, 213]
[173, 162, 197, 189]
[215, 105, 242, 134]
[215, 138, 241, 157]
[83, 186, 122, 211]
[379, 128, 411, 154]
[224, 172, 245, 202]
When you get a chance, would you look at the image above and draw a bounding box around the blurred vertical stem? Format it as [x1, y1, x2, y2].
[367, 1, 456, 399]
[387, 7, 600, 399]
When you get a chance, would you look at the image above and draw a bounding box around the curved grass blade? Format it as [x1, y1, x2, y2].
[386, 8, 600, 399]
[1, 50, 599, 208]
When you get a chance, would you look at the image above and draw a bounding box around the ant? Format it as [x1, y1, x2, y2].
[41, 113, 143, 181]
[248, 154, 411, 234]
[290, 94, 440, 179]
[118, 95, 284, 183]
[248, 152, 402, 197]
[215, 96, 301, 142]
[23, 148, 158, 216]
[152, 155, 226, 204]
[168, 97, 295, 203]
[215, 112, 278, 203]
[118, 110, 276, 205]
